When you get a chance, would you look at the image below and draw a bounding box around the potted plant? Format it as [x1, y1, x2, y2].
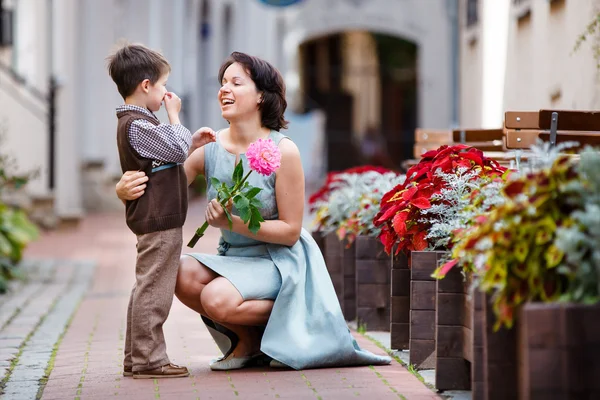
[335, 171, 405, 331]
[309, 166, 394, 321]
[442, 144, 600, 399]
[0, 140, 40, 293]
[373, 144, 506, 369]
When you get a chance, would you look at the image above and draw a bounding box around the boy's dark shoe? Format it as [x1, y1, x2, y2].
[132, 363, 189, 379]
[123, 366, 133, 377]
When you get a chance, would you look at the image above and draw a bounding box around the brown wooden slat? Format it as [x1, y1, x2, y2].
[410, 310, 436, 340]
[504, 129, 540, 149]
[539, 131, 600, 147]
[437, 293, 465, 326]
[411, 251, 442, 280]
[409, 338, 436, 369]
[436, 325, 464, 358]
[415, 129, 452, 143]
[504, 111, 539, 129]
[452, 129, 504, 142]
[391, 253, 408, 269]
[411, 281, 437, 310]
[355, 236, 387, 260]
[413, 143, 443, 159]
[437, 267, 465, 294]
[391, 296, 410, 322]
[539, 109, 600, 131]
[356, 259, 390, 284]
[436, 358, 471, 390]
[391, 269, 410, 296]
[356, 307, 390, 331]
[357, 283, 390, 308]
[462, 325, 473, 362]
[391, 322, 410, 350]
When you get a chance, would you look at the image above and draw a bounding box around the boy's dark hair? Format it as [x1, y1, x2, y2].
[218, 52, 289, 131]
[107, 43, 171, 99]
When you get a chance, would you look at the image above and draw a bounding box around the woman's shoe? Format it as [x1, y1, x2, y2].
[209, 352, 261, 371]
[269, 359, 291, 369]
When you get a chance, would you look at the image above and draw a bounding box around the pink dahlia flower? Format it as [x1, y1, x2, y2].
[246, 138, 282, 176]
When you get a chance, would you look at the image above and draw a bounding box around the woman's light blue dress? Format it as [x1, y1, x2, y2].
[186, 130, 391, 370]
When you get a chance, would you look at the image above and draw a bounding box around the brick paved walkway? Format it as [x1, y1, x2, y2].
[5, 199, 440, 400]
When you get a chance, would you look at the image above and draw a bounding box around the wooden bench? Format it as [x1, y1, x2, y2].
[504, 110, 600, 150]
[406, 128, 507, 169]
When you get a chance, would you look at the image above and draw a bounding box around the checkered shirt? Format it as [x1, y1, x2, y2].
[116, 105, 192, 167]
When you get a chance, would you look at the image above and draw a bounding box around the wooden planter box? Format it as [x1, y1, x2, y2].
[355, 236, 391, 331]
[434, 269, 483, 391]
[342, 239, 356, 321]
[391, 251, 410, 350]
[409, 250, 448, 369]
[482, 293, 518, 400]
[323, 232, 356, 321]
[518, 302, 600, 400]
[311, 230, 325, 255]
[471, 290, 485, 400]
[324, 232, 344, 310]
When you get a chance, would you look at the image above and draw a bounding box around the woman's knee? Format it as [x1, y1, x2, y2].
[175, 255, 216, 297]
[201, 279, 241, 322]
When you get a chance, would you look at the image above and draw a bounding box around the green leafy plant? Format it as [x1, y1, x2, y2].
[573, 12, 600, 69]
[439, 145, 600, 330]
[0, 128, 40, 292]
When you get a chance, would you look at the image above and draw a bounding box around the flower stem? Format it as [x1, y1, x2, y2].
[187, 222, 209, 248]
[232, 171, 253, 194]
[187, 170, 253, 248]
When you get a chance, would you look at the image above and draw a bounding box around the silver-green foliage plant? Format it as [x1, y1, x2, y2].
[421, 168, 505, 251]
[554, 147, 600, 303]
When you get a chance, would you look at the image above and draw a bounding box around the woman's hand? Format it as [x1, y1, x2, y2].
[205, 198, 233, 229]
[116, 171, 149, 201]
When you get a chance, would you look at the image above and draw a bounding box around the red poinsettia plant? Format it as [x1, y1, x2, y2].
[373, 144, 506, 256]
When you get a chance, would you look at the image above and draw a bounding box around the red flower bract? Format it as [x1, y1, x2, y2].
[374, 144, 506, 257]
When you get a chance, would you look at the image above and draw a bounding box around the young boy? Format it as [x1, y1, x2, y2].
[107, 43, 214, 379]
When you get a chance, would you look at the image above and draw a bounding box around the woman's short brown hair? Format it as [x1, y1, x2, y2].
[107, 43, 171, 99]
[218, 52, 289, 131]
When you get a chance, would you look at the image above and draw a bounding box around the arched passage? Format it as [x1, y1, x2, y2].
[298, 31, 418, 171]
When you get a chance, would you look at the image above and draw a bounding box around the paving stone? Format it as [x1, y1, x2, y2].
[10, 201, 442, 399]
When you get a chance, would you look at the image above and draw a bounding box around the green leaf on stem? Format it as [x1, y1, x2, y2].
[233, 159, 244, 184]
[233, 194, 249, 210]
[223, 207, 233, 230]
[239, 206, 252, 224]
[250, 197, 263, 209]
[248, 206, 265, 234]
[210, 177, 221, 187]
[244, 187, 262, 199]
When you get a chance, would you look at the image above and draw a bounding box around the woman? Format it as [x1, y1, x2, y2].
[117, 51, 391, 371]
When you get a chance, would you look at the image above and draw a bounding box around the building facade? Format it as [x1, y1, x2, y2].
[0, 0, 457, 223]
[459, 0, 600, 128]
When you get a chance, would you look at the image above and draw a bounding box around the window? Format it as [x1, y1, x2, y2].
[466, 0, 478, 28]
[0, 0, 14, 47]
[513, 0, 532, 23]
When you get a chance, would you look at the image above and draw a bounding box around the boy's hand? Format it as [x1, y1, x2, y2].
[116, 171, 148, 201]
[191, 127, 216, 152]
[164, 92, 182, 124]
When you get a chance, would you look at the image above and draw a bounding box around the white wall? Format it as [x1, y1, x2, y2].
[503, 0, 600, 111]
